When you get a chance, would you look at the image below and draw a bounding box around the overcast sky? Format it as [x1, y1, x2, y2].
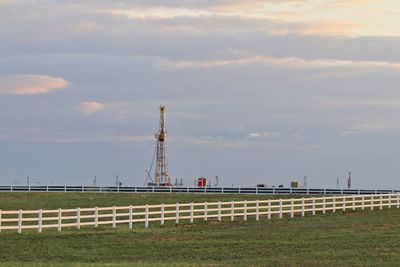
[1, 0, 400, 188]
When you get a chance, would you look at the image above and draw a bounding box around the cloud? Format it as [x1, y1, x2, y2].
[97, 7, 212, 20]
[249, 132, 280, 138]
[0, 74, 68, 95]
[0, 0, 11, 6]
[303, 22, 356, 36]
[159, 54, 400, 71]
[80, 101, 106, 114]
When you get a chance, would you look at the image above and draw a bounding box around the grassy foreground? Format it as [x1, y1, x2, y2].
[0, 192, 295, 210]
[1, 193, 400, 266]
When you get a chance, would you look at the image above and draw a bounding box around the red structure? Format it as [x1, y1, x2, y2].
[197, 177, 208, 187]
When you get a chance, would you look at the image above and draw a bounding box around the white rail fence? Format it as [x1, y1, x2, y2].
[1, 193, 399, 234]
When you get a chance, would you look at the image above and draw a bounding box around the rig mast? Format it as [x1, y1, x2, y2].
[153, 105, 171, 185]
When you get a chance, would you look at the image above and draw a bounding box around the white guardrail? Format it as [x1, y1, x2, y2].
[0, 193, 398, 234]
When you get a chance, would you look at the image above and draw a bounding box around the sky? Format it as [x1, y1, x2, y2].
[1, 0, 400, 188]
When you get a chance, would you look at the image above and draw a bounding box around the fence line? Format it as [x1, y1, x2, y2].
[0, 193, 399, 234]
[0, 185, 399, 195]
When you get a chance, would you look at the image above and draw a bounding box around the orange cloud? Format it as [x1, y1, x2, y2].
[303, 22, 356, 36]
[80, 101, 106, 114]
[0, 0, 11, 6]
[0, 74, 68, 95]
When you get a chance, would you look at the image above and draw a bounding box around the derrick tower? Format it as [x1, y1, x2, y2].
[154, 105, 171, 185]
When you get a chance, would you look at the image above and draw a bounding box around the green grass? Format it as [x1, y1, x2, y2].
[1, 193, 400, 266]
[0, 192, 297, 210]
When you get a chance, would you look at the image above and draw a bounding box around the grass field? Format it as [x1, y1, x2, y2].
[1, 193, 400, 266]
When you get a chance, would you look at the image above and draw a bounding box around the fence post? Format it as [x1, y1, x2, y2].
[311, 197, 315, 215]
[371, 195, 374, 210]
[268, 199, 271, 220]
[190, 203, 194, 224]
[18, 210, 22, 234]
[129, 205, 133, 229]
[352, 196, 355, 211]
[301, 198, 305, 217]
[290, 199, 294, 218]
[244, 200, 247, 221]
[397, 193, 400, 209]
[95, 207, 98, 228]
[333, 196, 336, 213]
[362, 196, 365, 210]
[231, 201, 234, 221]
[272, 187, 275, 194]
[204, 202, 208, 221]
[380, 194, 383, 210]
[58, 209, 62, 232]
[256, 187, 258, 195]
[322, 197, 326, 214]
[388, 194, 391, 208]
[256, 200, 260, 221]
[77, 208, 80, 229]
[218, 202, 222, 222]
[112, 206, 116, 228]
[175, 203, 179, 224]
[161, 204, 165, 225]
[342, 196, 346, 212]
[145, 205, 149, 228]
[279, 199, 283, 219]
[38, 209, 42, 233]
[0, 210, 2, 233]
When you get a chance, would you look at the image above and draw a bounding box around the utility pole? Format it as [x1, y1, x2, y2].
[93, 175, 97, 187]
[26, 176, 30, 187]
[116, 175, 119, 188]
[303, 176, 307, 188]
[336, 177, 340, 189]
[215, 176, 219, 187]
[348, 171, 351, 189]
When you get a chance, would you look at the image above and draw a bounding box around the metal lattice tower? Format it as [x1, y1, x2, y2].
[154, 105, 171, 185]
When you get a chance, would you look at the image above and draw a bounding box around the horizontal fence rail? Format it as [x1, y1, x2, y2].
[0, 185, 398, 195]
[0, 193, 399, 233]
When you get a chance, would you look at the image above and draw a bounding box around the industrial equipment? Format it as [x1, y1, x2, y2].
[290, 181, 301, 188]
[198, 177, 208, 187]
[145, 105, 172, 186]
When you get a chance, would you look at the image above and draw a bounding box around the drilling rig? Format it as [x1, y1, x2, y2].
[145, 105, 172, 186]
